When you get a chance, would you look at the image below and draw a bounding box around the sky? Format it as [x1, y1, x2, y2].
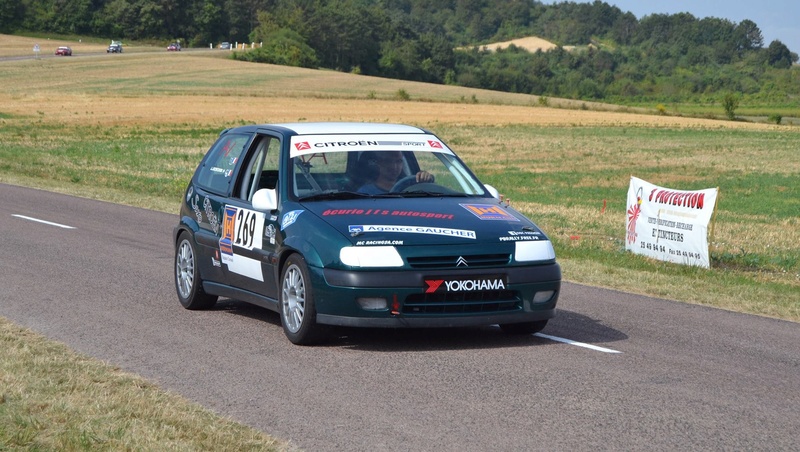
[540, 0, 800, 53]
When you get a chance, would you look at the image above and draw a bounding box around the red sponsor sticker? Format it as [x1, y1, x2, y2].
[425, 279, 444, 293]
[460, 203, 519, 221]
[294, 141, 311, 151]
[428, 140, 443, 149]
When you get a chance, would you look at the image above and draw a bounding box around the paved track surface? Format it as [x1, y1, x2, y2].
[2, 183, 798, 451]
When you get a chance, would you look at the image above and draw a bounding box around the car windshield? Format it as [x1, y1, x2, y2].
[289, 139, 487, 200]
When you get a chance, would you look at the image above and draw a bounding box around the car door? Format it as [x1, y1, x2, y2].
[218, 133, 282, 300]
[189, 131, 254, 285]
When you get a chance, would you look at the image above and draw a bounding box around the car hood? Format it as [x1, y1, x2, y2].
[300, 197, 549, 246]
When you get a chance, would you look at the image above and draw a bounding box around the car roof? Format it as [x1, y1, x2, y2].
[224, 122, 430, 137]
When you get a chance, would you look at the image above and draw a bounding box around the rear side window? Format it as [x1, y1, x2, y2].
[196, 133, 251, 194]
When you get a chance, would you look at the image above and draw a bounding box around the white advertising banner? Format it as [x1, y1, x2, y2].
[626, 177, 719, 268]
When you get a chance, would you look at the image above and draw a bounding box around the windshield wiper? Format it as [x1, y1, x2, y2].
[398, 190, 468, 197]
[298, 191, 370, 201]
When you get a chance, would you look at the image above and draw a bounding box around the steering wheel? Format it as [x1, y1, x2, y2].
[390, 175, 419, 192]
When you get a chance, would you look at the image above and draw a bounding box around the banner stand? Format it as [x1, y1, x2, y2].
[626, 177, 719, 268]
[705, 187, 720, 267]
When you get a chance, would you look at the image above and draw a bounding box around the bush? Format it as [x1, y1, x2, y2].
[768, 113, 782, 124]
[395, 89, 411, 101]
[722, 93, 740, 120]
[232, 29, 317, 68]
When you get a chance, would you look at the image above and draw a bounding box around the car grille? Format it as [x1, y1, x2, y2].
[402, 290, 520, 314]
[407, 253, 510, 269]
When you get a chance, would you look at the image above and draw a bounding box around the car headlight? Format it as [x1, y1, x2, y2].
[340, 246, 404, 268]
[514, 240, 556, 262]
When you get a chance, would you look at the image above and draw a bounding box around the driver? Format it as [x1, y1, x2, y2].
[357, 151, 433, 194]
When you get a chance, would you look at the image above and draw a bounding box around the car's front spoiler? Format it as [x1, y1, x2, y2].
[316, 309, 555, 328]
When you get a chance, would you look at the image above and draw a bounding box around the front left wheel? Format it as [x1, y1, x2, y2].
[280, 254, 325, 345]
[174, 231, 217, 310]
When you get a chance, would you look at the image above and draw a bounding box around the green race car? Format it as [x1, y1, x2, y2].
[174, 122, 561, 344]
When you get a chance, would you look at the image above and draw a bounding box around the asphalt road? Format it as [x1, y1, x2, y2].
[2, 183, 798, 451]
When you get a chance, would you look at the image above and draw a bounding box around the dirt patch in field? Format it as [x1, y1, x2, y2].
[0, 92, 785, 131]
[466, 36, 559, 52]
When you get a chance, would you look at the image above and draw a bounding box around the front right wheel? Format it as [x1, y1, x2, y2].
[280, 254, 324, 345]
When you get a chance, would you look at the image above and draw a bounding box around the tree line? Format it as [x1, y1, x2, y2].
[3, 0, 798, 105]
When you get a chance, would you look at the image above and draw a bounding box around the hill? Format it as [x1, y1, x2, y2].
[3, 0, 798, 111]
[0, 43, 782, 130]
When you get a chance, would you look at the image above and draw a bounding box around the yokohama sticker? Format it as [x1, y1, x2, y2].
[424, 275, 507, 293]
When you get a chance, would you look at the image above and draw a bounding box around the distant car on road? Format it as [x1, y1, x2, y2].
[173, 122, 561, 345]
[107, 43, 123, 53]
[167, 42, 182, 51]
[55, 46, 72, 56]
[219, 42, 231, 50]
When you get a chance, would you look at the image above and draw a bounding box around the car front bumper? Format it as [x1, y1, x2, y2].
[313, 263, 561, 328]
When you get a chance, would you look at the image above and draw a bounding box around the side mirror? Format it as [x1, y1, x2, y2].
[252, 188, 277, 211]
[484, 184, 501, 199]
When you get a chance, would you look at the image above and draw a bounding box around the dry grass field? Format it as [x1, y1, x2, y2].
[5, 91, 778, 129]
[1, 34, 782, 130]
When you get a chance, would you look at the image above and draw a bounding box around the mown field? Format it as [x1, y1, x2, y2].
[1, 34, 799, 449]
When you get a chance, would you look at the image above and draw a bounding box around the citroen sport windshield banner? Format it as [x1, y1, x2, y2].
[626, 176, 719, 268]
[290, 134, 453, 157]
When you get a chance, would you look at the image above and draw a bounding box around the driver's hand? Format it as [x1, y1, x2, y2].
[416, 171, 434, 183]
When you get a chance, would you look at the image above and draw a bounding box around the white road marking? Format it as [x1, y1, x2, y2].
[534, 333, 622, 354]
[12, 214, 75, 229]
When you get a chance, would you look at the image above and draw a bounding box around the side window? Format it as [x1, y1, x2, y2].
[291, 152, 347, 197]
[263, 138, 281, 185]
[240, 135, 282, 201]
[196, 133, 251, 194]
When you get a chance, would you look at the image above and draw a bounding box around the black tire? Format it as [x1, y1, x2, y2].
[174, 231, 217, 310]
[279, 254, 325, 345]
[499, 320, 548, 335]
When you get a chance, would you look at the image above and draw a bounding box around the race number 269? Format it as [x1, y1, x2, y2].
[233, 208, 263, 250]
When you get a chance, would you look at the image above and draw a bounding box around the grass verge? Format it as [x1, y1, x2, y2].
[0, 318, 293, 450]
